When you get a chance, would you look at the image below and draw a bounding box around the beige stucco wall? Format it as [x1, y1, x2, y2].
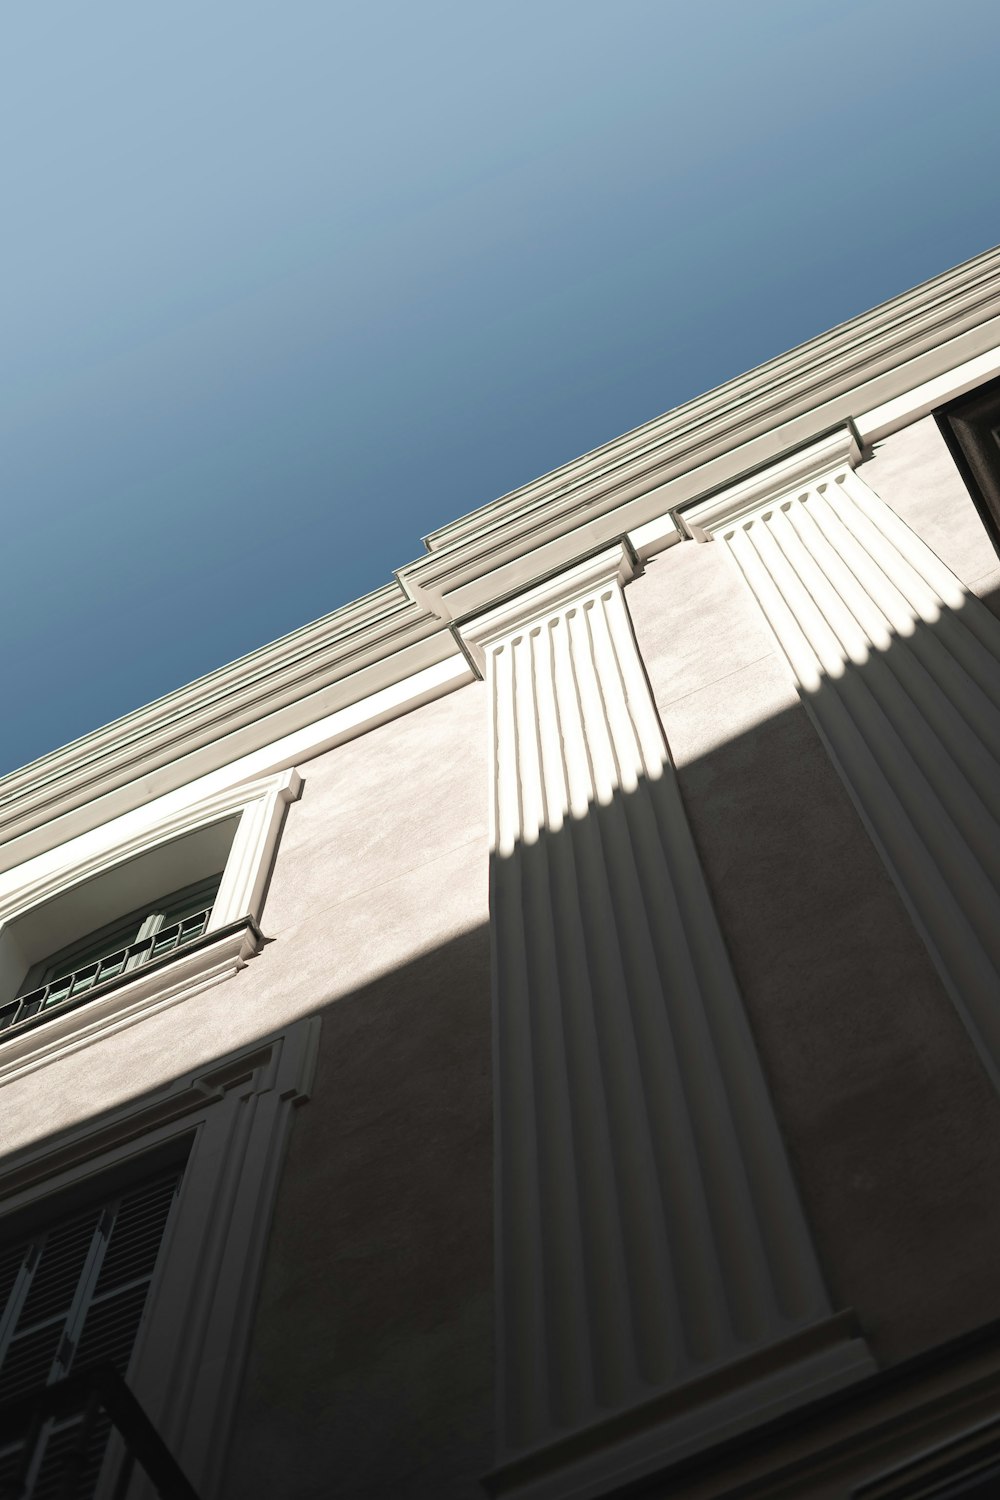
[0, 676, 495, 1500]
[6, 411, 1000, 1497]
[224, 680, 494, 1500]
[1, 678, 491, 1147]
[861, 414, 1000, 611]
[627, 426, 1000, 1367]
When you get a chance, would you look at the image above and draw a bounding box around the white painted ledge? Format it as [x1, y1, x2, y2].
[0, 920, 263, 1088]
[856, 339, 1000, 445]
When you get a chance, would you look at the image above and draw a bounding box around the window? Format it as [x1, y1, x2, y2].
[1, 874, 223, 1037]
[0, 1020, 317, 1499]
[0, 1156, 186, 1499]
[0, 767, 300, 1080]
[936, 374, 1000, 557]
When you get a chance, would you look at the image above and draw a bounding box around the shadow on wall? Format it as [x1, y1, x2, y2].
[221, 921, 494, 1500]
[668, 578, 1000, 1367]
[228, 556, 1000, 1497]
[7, 588, 1000, 1498]
[488, 759, 836, 1459]
[226, 569, 1000, 1498]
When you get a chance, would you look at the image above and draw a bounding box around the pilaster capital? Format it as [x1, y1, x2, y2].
[679, 426, 863, 542]
[455, 540, 640, 677]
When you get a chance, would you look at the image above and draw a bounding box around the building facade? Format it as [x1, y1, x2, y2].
[5, 246, 1000, 1498]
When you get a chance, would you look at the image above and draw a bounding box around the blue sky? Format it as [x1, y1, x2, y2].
[2, 0, 999, 774]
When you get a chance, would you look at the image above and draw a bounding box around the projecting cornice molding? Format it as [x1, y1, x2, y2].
[680, 426, 863, 542]
[5, 243, 1000, 865]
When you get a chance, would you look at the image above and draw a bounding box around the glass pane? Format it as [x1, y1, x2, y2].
[16, 871, 225, 1001]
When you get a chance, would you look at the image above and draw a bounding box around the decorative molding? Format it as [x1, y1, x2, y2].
[0, 1018, 319, 1500]
[0, 646, 470, 880]
[458, 542, 640, 678]
[0, 769, 298, 1076]
[626, 510, 684, 561]
[708, 457, 1000, 1092]
[0, 920, 262, 1089]
[0, 767, 301, 921]
[487, 1314, 873, 1500]
[855, 337, 1000, 446]
[679, 427, 862, 542]
[459, 552, 871, 1487]
[542, 1317, 1000, 1500]
[208, 768, 301, 932]
[5, 245, 1000, 865]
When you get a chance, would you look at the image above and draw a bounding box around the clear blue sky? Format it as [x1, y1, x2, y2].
[2, 0, 999, 775]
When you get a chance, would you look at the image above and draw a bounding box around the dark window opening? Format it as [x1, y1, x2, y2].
[936, 374, 1000, 559]
[0, 1157, 186, 1499]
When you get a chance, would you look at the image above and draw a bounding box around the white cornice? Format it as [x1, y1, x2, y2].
[5, 242, 1000, 865]
[855, 337, 1000, 443]
[679, 427, 862, 542]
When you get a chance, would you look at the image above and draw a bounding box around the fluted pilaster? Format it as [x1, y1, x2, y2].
[687, 432, 1000, 1089]
[460, 546, 865, 1489]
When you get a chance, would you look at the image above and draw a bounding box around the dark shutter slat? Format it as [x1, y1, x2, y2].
[0, 1323, 63, 1402]
[72, 1285, 151, 1376]
[0, 1243, 27, 1323]
[16, 1215, 99, 1330]
[94, 1172, 178, 1296]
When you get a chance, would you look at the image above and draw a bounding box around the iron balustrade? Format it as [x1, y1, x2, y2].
[0, 909, 213, 1036]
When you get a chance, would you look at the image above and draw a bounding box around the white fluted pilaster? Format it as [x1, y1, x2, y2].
[460, 546, 865, 1486]
[687, 432, 1000, 1088]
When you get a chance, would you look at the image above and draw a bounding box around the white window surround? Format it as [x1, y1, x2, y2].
[0, 768, 301, 1088]
[0, 1016, 319, 1500]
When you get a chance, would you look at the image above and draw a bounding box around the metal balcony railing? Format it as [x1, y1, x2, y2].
[0, 1363, 198, 1499]
[0, 910, 213, 1036]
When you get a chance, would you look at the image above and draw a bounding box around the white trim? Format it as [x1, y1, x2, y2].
[0, 768, 300, 920]
[0, 652, 471, 880]
[855, 339, 1000, 445]
[6, 244, 1000, 861]
[678, 428, 862, 542]
[0, 769, 299, 1076]
[626, 511, 684, 560]
[0, 1018, 319, 1500]
[457, 543, 640, 677]
[0, 923, 262, 1089]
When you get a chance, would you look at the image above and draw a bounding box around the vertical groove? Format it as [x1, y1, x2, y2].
[721, 467, 1000, 1088]
[483, 562, 836, 1458]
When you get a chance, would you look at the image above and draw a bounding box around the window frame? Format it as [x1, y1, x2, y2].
[0, 1018, 318, 1500]
[0, 768, 301, 1086]
[17, 871, 224, 994]
[935, 373, 1000, 559]
[0, 1155, 188, 1496]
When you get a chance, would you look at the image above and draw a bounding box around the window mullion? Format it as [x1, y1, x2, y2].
[0, 1244, 39, 1369]
[50, 1208, 116, 1381]
[124, 912, 165, 974]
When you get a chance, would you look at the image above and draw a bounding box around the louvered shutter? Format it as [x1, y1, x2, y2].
[0, 1165, 182, 1499]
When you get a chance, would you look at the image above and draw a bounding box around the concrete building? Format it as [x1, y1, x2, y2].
[4, 244, 1000, 1499]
